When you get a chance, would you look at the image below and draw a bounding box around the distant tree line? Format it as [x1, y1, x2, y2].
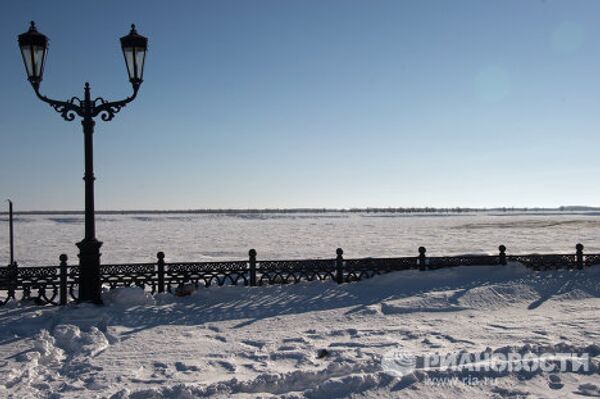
[2, 206, 599, 216]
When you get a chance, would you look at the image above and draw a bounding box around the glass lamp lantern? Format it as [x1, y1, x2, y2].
[18, 21, 49, 88]
[120, 24, 148, 88]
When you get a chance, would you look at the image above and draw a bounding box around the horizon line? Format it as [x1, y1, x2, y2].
[1, 205, 599, 216]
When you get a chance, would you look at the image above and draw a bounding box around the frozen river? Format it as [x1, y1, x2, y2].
[1, 212, 600, 266]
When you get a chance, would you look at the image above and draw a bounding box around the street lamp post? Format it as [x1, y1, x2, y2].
[6, 200, 14, 267]
[17, 22, 148, 304]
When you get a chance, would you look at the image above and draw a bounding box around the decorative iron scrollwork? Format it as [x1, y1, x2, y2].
[424, 255, 500, 270]
[166, 261, 249, 290]
[101, 263, 157, 292]
[32, 83, 139, 123]
[258, 259, 336, 285]
[585, 255, 600, 267]
[68, 265, 80, 302]
[509, 254, 576, 270]
[47, 101, 79, 121]
[0, 265, 17, 304]
[92, 97, 130, 122]
[16, 266, 61, 305]
[344, 257, 417, 281]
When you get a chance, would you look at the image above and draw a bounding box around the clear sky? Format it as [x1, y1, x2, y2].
[1, 0, 600, 211]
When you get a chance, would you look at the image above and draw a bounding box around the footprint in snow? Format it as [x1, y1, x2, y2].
[548, 374, 564, 390]
[270, 351, 309, 362]
[209, 360, 236, 372]
[576, 383, 600, 397]
[152, 361, 168, 369]
[241, 339, 266, 349]
[277, 345, 299, 351]
[329, 328, 358, 337]
[175, 361, 201, 373]
[240, 362, 265, 372]
[282, 337, 309, 344]
[421, 338, 442, 348]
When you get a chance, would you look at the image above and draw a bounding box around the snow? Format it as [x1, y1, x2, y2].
[103, 287, 156, 307]
[2, 212, 600, 265]
[1, 263, 599, 398]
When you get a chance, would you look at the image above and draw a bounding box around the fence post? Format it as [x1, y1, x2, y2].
[576, 243, 584, 269]
[335, 248, 344, 284]
[59, 254, 68, 305]
[249, 249, 257, 286]
[498, 245, 507, 265]
[418, 246, 427, 271]
[7, 261, 17, 301]
[157, 252, 165, 293]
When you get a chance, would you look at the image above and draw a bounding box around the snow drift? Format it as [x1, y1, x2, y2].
[1, 264, 599, 398]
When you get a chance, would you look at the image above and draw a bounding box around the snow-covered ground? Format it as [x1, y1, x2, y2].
[1, 263, 599, 398]
[2, 212, 600, 265]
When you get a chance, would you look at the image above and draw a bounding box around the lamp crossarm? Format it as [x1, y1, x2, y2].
[91, 85, 140, 121]
[32, 83, 140, 122]
[33, 86, 83, 122]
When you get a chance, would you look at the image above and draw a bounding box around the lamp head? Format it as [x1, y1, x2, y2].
[120, 24, 148, 88]
[18, 21, 49, 88]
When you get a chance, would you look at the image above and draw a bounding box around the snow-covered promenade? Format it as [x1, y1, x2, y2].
[1, 263, 599, 398]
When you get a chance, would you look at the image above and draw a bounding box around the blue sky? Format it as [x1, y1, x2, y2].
[1, 0, 600, 210]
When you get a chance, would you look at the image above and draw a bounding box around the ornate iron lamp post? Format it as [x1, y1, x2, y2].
[18, 22, 148, 303]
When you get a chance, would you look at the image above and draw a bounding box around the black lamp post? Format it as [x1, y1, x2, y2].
[18, 22, 148, 303]
[6, 200, 14, 267]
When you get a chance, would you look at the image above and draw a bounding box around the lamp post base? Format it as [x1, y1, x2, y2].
[77, 238, 103, 304]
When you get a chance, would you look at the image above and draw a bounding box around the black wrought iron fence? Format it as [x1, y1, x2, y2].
[0, 244, 597, 306]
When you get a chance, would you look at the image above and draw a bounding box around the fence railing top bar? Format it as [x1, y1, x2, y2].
[166, 260, 248, 266]
[257, 258, 337, 264]
[343, 256, 419, 261]
[101, 262, 157, 267]
[4, 253, 600, 269]
[16, 266, 61, 271]
[423, 254, 499, 258]
[416, 253, 590, 258]
[507, 253, 577, 258]
[2, 264, 80, 269]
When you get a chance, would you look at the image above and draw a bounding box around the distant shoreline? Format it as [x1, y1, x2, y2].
[1, 206, 599, 216]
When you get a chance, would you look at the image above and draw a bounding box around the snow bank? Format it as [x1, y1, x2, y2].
[3, 325, 111, 397]
[103, 286, 156, 306]
[1, 264, 599, 399]
[53, 324, 110, 358]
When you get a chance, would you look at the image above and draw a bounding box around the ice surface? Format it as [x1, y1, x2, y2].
[2, 212, 600, 266]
